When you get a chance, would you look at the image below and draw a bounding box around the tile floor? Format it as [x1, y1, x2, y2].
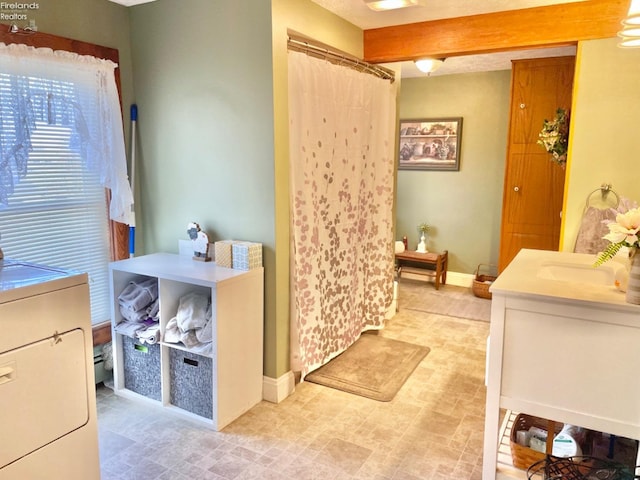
[97, 282, 491, 480]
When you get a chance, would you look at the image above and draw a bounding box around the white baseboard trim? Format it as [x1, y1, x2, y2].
[446, 271, 475, 287]
[262, 371, 295, 404]
[400, 270, 475, 288]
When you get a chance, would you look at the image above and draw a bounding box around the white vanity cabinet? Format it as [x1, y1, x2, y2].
[482, 249, 640, 479]
[109, 253, 264, 430]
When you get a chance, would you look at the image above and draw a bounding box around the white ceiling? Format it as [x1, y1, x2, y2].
[391, 46, 577, 78]
[310, 0, 581, 77]
[310, 0, 586, 29]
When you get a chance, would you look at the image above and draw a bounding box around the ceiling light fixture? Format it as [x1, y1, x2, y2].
[414, 58, 445, 74]
[363, 0, 426, 12]
[618, 0, 640, 47]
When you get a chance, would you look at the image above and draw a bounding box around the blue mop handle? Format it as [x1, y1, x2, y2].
[129, 226, 135, 257]
[129, 104, 138, 258]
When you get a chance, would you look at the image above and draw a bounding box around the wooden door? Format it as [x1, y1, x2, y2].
[499, 57, 575, 271]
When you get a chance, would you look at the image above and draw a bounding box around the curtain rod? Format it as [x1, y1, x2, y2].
[287, 36, 395, 83]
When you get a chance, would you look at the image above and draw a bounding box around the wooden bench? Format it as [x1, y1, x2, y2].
[395, 249, 448, 290]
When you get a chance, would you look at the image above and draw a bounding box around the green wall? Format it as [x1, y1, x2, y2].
[397, 71, 511, 273]
[561, 38, 640, 250]
[128, 0, 278, 374]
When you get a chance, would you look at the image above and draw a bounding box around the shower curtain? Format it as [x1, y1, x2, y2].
[288, 50, 397, 378]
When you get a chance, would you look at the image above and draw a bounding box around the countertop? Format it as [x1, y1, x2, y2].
[491, 248, 639, 312]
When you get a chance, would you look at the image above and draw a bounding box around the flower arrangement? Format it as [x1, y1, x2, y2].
[416, 222, 430, 253]
[418, 222, 430, 234]
[537, 108, 569, 166]
[594, 205, 640, 267]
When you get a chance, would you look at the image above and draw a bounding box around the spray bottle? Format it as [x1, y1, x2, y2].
[552, 424, 584, 458]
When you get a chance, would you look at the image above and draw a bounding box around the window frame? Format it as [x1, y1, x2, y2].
[0, 26, 130, 344]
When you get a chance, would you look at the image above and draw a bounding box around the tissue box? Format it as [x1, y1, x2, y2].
[232, 241, 262, 270]
[214, 240, 234, 268]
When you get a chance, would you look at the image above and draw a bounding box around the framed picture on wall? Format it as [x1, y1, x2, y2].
[398, 117, 463, 171]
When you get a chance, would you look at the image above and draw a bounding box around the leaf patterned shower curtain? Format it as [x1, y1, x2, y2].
[288, 50, 397, 378]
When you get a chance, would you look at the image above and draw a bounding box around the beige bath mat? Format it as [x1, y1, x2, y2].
[305, 334, 430, 402]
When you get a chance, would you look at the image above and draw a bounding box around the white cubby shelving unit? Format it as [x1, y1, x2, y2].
[109, 253, 264, 430]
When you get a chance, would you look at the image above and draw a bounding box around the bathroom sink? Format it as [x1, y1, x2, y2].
[0, 261, 70, 290]
[536, 261, 619, 286]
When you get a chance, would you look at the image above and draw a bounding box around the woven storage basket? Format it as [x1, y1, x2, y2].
[527, 455, 636, 480]
[472, 264, 497, 299]
[510, 413, 563, 470]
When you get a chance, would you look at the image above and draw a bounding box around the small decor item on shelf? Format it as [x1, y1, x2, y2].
[417, 222, 429, 253]
[231, 241, 263, 270]
[187, 222, 211, 262]
[214, 240, 234, 268]
[594, 203, 640, 304]
[537, 108, 569, 167]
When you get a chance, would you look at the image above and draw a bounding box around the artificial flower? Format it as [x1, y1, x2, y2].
[594, 206, 640, 266]
[537, 108, 569, 166]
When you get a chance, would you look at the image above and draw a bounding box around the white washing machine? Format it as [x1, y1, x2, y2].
[0, 259, 100, 480]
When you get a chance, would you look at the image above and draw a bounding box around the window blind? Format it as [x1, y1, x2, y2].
[0, 77, 112, 325]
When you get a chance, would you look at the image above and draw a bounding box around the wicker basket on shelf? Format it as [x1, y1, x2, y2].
[527, 455, 637, 480]
[510, 413, 563, 470]
[472, 264, 497, 299]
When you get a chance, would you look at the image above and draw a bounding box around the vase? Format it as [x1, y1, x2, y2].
[626, 248, 640, 305]
[417, 233, 428, 253]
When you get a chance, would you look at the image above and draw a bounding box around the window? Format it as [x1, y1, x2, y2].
[0, 76, 112, 324]
[0, 32, 131, 329]
[0, 130, 112, 324]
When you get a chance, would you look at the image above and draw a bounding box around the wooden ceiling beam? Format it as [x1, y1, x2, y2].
[363, 0, 629, 63]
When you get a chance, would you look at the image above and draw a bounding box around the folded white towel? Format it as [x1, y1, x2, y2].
[146, 298, 160, 321]
[176, 292, 210, 331]
[119, 304, 149, 323]
[163, 317, 182, 344]
[115, 321, 145, 338]
[137, 324, 161, 345]
[118, 277, 158, 312]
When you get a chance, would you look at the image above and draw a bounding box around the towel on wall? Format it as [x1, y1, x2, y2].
[574, 206, 617, 254]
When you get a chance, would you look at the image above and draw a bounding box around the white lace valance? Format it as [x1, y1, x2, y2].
[0, 42, 133, 225]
